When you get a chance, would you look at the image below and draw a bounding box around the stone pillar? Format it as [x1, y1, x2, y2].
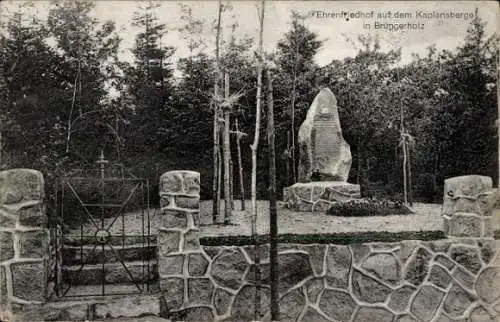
[158, 171, 207, 313]
[0, 169, 48, 312]
[443, 175, 495, 239]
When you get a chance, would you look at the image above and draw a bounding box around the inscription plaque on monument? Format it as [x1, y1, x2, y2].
[312, 115, 341, 172]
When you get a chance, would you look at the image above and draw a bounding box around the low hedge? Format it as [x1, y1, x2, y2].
[326, 198, 413, 217]
[201, 230, 500, 246]
[200, 230, 446, 246]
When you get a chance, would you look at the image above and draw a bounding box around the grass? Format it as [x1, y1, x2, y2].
[200, 230, 447, 246]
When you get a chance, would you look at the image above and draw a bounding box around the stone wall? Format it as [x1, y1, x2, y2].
[159, 173, 500, 322]
[2, 170, 496, 321]
[0, 169, 49, 313]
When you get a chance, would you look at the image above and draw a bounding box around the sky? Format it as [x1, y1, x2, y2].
[1, 0, 499, 69]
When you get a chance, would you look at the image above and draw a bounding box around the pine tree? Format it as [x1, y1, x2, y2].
[275, 11, 322, 185]
[322, 34, 401, 186]
[1, 2, 66, 169]
[435, 11, 498, 182]
[47, 0, 122, 160]
[123, 1, 175, 159]
[275, 12, 322, 184]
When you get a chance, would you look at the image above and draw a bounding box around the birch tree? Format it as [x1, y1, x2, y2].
[251, 0, 265, 319]
[212, 0, 223, 223]
[251, 0, 265, 234]
[223, 72, 231, 223]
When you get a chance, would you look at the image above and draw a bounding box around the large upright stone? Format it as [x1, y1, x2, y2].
[298, 88, 351, 182]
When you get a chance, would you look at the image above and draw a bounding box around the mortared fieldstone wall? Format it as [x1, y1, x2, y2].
[0, 169, 49, 313]
[1, 169, 499, 321]
[159, 172, 500, 322]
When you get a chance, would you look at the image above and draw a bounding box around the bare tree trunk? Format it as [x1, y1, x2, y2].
[433, 145, 440, 202]
[267, 69, 279, 321]
[357, 140, 362, 185]
[401, 109, 408, 205]
[0, 119, 2, 166]
[115, 116, 121, 161]
[286, 131, 291, 186]
[212, 0, 223, 223]
[223, 72, 232, 224]
[406, 142, 413, 206]
[218, 136, 222, 216]
[291, 88, 296, 183]
[402, 139, 408, 204]
[251, 1, 265, 319]
[66, 59, 81, 153]
[290, 37, 300, 183]
[230, 158, 234, 210]
[213, 99, 220, 223]
[235, 117, 245, 210]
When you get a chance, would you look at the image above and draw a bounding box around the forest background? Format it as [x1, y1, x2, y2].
[0, 0, 498, 205]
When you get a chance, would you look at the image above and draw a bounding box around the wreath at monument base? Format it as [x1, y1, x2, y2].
[326, 198, 413, 217]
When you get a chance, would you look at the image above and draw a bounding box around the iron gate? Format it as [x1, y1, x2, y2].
[54, 151, 156, 297]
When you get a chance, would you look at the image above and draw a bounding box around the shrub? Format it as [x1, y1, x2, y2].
[326, 198, 413, 217]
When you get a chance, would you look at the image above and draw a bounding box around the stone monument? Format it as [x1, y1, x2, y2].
[284, 88, 360, 211]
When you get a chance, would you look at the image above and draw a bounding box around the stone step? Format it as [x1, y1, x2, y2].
[62, 244, 157, 265]
[61, 235, 157, 247]
[54, 282, 161, 298]
[33, 294, 164, 321]
[62, 260, 158, 285]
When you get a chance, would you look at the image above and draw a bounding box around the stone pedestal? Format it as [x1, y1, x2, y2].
[442, 175, 495, 239]
[284, 181, 361, 212]
[0, 169, 48, 312]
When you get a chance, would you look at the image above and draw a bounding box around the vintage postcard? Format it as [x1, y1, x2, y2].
[0, 1, 499, 321]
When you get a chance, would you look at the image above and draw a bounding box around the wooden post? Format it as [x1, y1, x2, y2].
[223, 72, 232, 223]
[212, 0, 223, 224]
[218, 134, 222, 217]
[267, 69, 279, 321]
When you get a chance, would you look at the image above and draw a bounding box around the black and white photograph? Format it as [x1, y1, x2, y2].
[0, 0, 499, 321]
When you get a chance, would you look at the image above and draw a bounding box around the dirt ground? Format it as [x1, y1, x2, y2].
[199, 200, 444, 237]
[71, 200, 500, 238]
[198, 199, 500, 237]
